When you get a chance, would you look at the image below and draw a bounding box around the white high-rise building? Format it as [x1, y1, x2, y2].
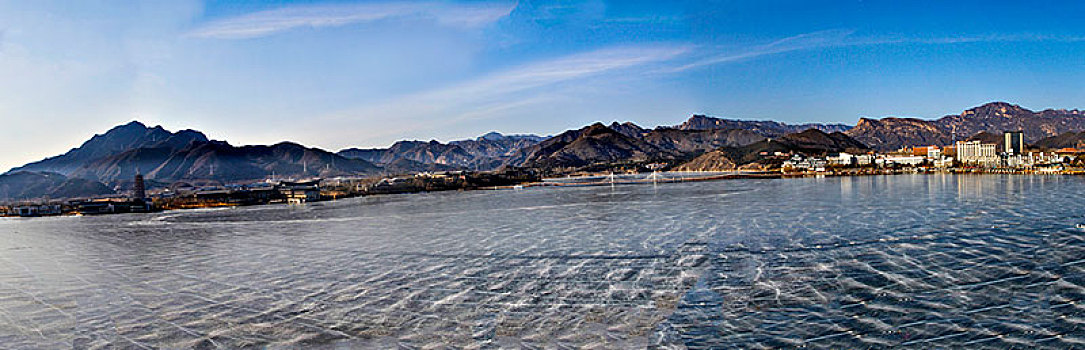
[956, 140, 998, 166]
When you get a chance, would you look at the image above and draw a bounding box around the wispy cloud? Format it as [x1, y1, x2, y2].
[668, 29, 855, 72]
[669, 29, 1085, 72]
[189, 1, 517, 39]
[320, 44, 691, 141]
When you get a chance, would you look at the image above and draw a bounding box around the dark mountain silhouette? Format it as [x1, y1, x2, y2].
[1032, 131, 1085, 149]
[135, 141, 380, 183]
[846, 102, 1085, 150]
[8, 121, 380, 186]
[507, 123, 675, 169]
[675, 115, 851, 136]
[338, 132, 545, 170]
[70, 146, 178, 183]
[335, 148, 386, 163]
[0, 171, 114, 201]
[8, 121, 208, 175]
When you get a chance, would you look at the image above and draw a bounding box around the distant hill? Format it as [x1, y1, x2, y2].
[845, 102, 1085, 150]
[0, 171, 114, 201]
[674, 150, 737, 172]
[8, 121, 208, 175]
[674, 115, 851, 136]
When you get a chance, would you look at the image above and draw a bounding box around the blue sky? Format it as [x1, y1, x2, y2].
[1, 0, 1084, 171]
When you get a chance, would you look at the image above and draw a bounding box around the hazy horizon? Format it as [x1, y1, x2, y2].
[2, 0, 1084, 172]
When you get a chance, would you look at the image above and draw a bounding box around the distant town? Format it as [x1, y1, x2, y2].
[780, 131, 1079, 174]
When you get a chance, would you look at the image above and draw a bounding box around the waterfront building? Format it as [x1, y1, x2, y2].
[782, 155, 827, 172]
[955, 141, 999, 166]
[828, 153, 855, 166]
[927, 146, 942, 159]
[854, 154, 874, 165]
[11, 204, 62, 217]
[74, 198, 154, 215]
[1004, 131, 1025, 155]
[881, 155, 925, 166]
[1005, 154, 1031, 168]
[279, 180, 321, 204]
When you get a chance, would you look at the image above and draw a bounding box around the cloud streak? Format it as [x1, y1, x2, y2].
[670, 30, 1085, 72]
[320, 44, 691, 141]
[668, 29, 855, 72]
[189, 1, 516, 39]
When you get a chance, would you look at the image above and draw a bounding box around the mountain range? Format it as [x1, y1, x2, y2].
[845, 102, 1085, 150]
[4, 101, 1084, 202]
[675, 115, 852, 136]
[336, 132, 545, 170]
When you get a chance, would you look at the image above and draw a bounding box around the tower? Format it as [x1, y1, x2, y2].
[1004, 131, 1024, 155]
[134, 172, 146, 199]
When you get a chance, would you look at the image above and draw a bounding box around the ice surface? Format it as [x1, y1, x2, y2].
[0, 174, 1082, 348]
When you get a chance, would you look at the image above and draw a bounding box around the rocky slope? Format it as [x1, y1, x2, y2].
[507, 123, 674, 169]
[844, 118, 953, 151]
[938, 102, 1085, 143]
[608, 122, 649, 138]
[673, 150, 737, 171]
[642, 128, 765, 153]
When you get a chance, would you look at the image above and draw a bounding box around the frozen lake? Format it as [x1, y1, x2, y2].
[1, 174, 1083, 348]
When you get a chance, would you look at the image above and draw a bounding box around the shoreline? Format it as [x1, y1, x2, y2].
[3, 169, 1083, 218]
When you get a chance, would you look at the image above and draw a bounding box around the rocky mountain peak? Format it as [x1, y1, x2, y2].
[961, 102, 1033, 118]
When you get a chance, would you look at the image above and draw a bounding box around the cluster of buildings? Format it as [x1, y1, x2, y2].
[160, 179, 324, 209]
[782, 131, 1080, 173]
[2, 174, 157, 217]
